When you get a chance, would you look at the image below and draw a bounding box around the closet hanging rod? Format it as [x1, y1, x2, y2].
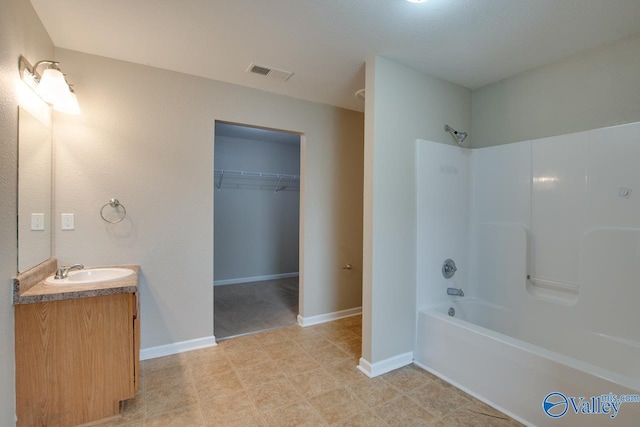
[214, 169, 300, 180]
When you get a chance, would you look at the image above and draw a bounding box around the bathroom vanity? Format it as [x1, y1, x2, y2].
[13, 258, 140, 427]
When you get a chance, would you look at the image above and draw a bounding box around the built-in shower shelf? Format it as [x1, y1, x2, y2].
[526, 275, 579, 306]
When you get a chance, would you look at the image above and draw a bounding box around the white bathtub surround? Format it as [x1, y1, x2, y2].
[415, 140, 471, 311]
[415, 121, 640, 425]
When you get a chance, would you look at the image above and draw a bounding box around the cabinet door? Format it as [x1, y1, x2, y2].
[132, 292, 140, 392]
[15, 294, 134, 426]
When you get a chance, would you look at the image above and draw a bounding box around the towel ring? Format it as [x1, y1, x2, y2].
[100, 198, 127, 223]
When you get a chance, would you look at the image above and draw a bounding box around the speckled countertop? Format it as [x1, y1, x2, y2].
[14, 257, 139, 304]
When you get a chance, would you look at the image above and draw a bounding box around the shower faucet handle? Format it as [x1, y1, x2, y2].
[444, 263, 457, 272]
[442, 259, 457, 279]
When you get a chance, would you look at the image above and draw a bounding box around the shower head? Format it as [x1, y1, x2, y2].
[444, 124, 468, 146]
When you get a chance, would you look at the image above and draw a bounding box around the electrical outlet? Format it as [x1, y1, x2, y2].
[61, 213, 75, 230]
[31, 213, 45, 231]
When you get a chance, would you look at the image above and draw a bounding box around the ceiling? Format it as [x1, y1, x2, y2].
[30, 0, 640, 113]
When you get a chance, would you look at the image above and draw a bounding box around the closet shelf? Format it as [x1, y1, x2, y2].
[214, 169, 299, 180]
[214, 169, 300, 192]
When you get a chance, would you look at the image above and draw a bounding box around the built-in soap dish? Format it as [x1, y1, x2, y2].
[525, 275, 579, 306]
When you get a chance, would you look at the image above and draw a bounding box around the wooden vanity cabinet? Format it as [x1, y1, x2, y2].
[15, 292, 140, 427]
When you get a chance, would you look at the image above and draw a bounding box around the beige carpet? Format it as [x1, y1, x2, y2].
[214, 276, 299, 339]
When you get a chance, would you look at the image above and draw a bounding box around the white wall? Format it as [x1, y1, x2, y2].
[472, 33, 640, 148]
[214, 134, 299, 282]
[53, 49, 364, 349]
[0, 0, 54, 422]
[363, 55, 471, 366]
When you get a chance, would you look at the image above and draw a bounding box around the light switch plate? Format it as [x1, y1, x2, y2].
[31, 213, 45, 231]
[61, 213, 74, 230]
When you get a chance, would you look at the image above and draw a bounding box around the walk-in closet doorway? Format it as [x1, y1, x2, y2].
[213, 121, 302, 340]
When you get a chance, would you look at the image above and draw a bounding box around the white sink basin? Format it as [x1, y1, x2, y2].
[45, 268, 135, 286]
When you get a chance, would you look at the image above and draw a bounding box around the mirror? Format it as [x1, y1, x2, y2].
[18, 107, 52, 273]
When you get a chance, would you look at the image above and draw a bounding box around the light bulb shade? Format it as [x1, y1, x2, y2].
[53, 91, 81, 115]
[36, 68, 71, 105]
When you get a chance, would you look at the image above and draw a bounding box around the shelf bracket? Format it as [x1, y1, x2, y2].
[274, 175, 285, 193]
[216, 170, 224, 191]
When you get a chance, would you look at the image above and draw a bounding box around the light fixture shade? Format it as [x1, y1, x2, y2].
[36, 67, 71, 105]
[53, 91, 81, 115]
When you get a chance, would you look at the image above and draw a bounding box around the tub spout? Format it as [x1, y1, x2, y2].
[447, 287, 464, 297]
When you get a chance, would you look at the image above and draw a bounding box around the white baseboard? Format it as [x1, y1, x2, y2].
[357, 352, 414, 378]
[214, 272, 299, 286]
[297, 307, 362, 327]
[140, 336, 218, 361]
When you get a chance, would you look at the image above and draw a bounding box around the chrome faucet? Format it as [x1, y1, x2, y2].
[442, 259, 457, 279]
[54, 264, 84, 279]
[447, 287, 464, 297]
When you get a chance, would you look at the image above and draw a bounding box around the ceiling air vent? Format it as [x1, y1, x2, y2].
[247, 63, 294, 81]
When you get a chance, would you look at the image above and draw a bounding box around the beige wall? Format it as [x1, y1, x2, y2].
[363, 56, 471, 364]
[0, 0, 54, 422]
[472, 33, 640, 147]
[53, 49, 364, 349]
[18, 108, 52, 273]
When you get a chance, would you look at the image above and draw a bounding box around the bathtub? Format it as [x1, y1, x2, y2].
[415, 299, 640, 426]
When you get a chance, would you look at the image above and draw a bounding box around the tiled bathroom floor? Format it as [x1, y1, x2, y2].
[97, 316, 522, 426]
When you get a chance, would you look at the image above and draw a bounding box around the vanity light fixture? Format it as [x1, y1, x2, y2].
[53, 87, 81, 115]
[406, 0, 428, 3]
[19, 55, 80, 115]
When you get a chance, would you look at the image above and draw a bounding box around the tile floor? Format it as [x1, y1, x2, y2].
[97, 315, 521, 426]
[214, 277, 299, 339]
